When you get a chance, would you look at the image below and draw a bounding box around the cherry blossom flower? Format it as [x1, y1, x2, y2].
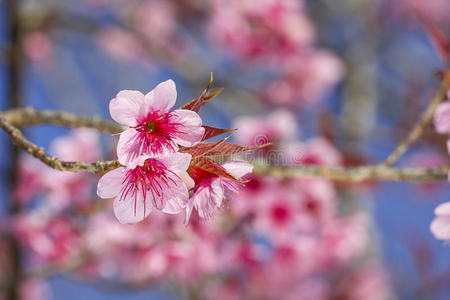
[185, 160, 253, 223]
[233, 109, 298, 147]
[23, 31, 53, 65]
[207, 0, 314, 60]
[110, 80, 204, 168]
[430, 202, 450, 241]
[96, 27, 146, 64]
[97, 153, 191, 223]
[433, 90, 450, 134]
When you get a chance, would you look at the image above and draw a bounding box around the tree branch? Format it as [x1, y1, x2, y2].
[0, 108, 449, 182]
[0, 115, 122, 173]
[383, 71, 450, 166]
[254, 163, 448, 182]
[0, 107, 124, 134]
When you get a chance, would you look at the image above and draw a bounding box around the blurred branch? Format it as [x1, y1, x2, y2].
[383, 71, 450, 166]
[255, 164, 448, 182]
[0, 115, 121, 173]
[0, 108, 449, 182]
[1, 107, 124, 134]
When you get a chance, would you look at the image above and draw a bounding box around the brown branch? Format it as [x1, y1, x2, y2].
[383, 71, 450, 166]
[254, 163, 448, 182]
[0, 115, 122, 173]
[0, 107, 124, 134]
[0, 108, 449, 182]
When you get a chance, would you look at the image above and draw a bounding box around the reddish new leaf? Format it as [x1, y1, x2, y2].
[180, 132, 235, 157]
[417, 11, 450, 63]
[181, 73, 223, 113]
[203, 142, 271, 156]
[188, 156, 239, 181]
[202, 126, 237, 141]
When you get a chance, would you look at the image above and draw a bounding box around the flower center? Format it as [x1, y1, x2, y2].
[134, 111, 184, 155]
[145, 121, 155, 133]
[119, 158, 178, 215]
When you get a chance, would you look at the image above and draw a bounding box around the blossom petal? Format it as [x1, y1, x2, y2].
[434, 101, 450, 134]
[161, 175, 189, 214]
[194, 178, 223, 219]
[172, 109, 205, 147]
[431, 216, 450, 240]
[222, 160, 253, 179]
[435, 202, 450, 216]
[113, 191, 152, 224]
[117, 128, 142, 169]
[151, 172, 188, 212]
[97, 167, 126, 199]
[144, 79, 177, 114]
[109, 90, 145, 126]
[184, 197, 195, 225]
[158, 152, 192, 175]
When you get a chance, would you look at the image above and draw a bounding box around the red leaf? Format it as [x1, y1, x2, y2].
[180, 132, 235, 157]
[417, 12, 450, 63]
[188, 157, 238, 181]
[202, 142, 271, 156]
[202, 126, 237, 141]
[181, 73, 223, 113]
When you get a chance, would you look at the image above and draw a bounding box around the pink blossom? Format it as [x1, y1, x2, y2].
[233, 109, 298, 147]
[433, 91, 450, 134]
[208, 0, 314, 60]
[342, 261, 393, 300]
[13, 214, 81, 263]
[283, 137, 342, 166]
[23, 31, 53, 64]
[96, 26, 146, 63]
[133, 0, 177, 45]
[263, 51, 344, 106]
[110, 80, 204, 168]
[15, 156, 43, 204]
[430, 202, 450, 240]
[97, 153, 191, 223]
[43, 129, 100, 208]
[185, 160, 253, 223]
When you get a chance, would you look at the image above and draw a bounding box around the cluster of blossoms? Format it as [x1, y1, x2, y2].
[431, 89, 450, 241]
[12, 109, 392, 299]
[86, 0, 344, 107]
[97, 79, 254, 224]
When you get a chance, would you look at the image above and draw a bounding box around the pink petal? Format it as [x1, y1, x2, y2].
[222, 160, 253, 179]
[434, 101, 450, 134]
[113, 190, 152, 224]
[435, 202, 450, 216]
[158, 152, 192, 174]
[109, 90, 145, 126]
[97, 167, 126, 199]
[194, 178, 224, 219]
[161, 175, 188, 214]
[153, 173, 188, 211]
[117, 128, 142, 169]
[172, 109, 205, 147]
[431, 216, 450, 240]
[180, 171, 195, 190]
[184, 197, 195, 225]
[144, 79, 177, 114]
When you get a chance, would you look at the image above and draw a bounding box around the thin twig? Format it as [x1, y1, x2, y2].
[254, 163, 448, 182]
[0, 116, 122, 173]
[0, 108, 449, 182]
[0, 107, 124, 134]
[383, 71, 450, 166]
